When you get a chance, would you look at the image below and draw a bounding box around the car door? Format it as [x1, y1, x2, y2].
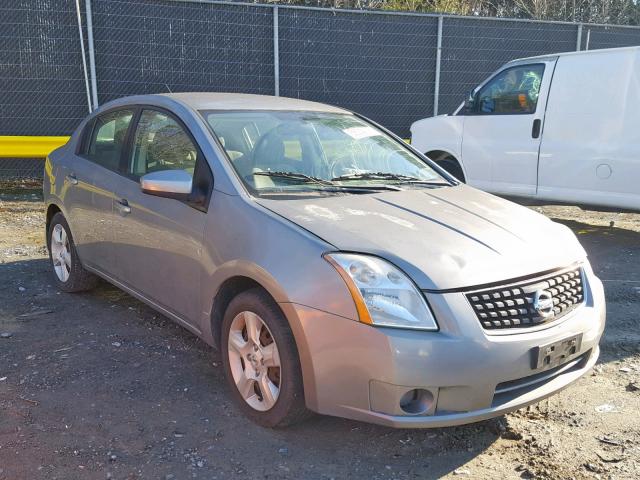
[110, 108, 213, 327]
[56, 130, 98, 262]
[460, 60, 556, 196]
[79, 108, 136, 273]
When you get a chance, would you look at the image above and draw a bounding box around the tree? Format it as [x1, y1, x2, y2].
[257, 0, 640, 25]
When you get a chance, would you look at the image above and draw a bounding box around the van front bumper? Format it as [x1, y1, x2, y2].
[281, 268, 605, 428]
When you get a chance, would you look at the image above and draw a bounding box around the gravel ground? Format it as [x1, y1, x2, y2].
[1, 180, 639, 480]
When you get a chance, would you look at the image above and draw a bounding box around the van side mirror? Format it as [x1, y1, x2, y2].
[463, 90, 475, 113]
[140, 170, 192, 200]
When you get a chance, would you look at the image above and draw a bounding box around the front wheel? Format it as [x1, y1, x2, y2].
[221, 288, 310, 427]
[427, 153, 465, 182]
[47, 212, 99, 292]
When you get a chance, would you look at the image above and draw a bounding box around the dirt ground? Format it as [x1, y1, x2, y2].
[1, 180, 639, 480]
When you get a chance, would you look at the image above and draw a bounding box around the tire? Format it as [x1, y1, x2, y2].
[438, 157, 465, 182]
[47, 212, 99, 293]
[220, 288, 310, 427]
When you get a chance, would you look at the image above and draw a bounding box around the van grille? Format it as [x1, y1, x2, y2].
[466, 267, 584, 330]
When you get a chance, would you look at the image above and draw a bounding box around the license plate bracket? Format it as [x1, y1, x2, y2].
[532, 334, 583, 370]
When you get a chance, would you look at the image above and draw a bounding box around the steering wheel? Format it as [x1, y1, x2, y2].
[251, 124, 307, 174]
[329, 150, 360, 179]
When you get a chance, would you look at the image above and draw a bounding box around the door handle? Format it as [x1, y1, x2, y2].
[115, 199, 131, 215]
[532, 119, 542, 139]
[65, 173, 78, 185]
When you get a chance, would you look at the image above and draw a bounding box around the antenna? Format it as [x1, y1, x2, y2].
[164, 83, 173, 93]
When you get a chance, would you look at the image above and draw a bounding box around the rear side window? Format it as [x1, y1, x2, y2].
[77, 118, 95, 155]
[129, 110, 198, 178]
[474, 64, 545, 115]
[87, 109, 134, 171]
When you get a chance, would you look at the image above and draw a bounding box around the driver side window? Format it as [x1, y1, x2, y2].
[474, 64, 545, 115]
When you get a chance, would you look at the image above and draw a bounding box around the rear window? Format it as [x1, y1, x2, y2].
[86, 109, 134, 172]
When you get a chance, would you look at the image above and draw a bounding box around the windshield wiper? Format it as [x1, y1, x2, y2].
[332, 172, 451, 186]
[332, 172, 416, 182]
[254, 171, 334, 186]
[254, 171, 402, 191]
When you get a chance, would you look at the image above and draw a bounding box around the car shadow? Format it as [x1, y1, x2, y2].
[0, 257, 505, 478]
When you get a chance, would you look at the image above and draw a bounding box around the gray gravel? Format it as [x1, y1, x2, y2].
[1, 181, 639, 480]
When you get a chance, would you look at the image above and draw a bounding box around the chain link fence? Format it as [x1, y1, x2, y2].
[438, 18, 580, 114]
[278, 8, 439, 135]
[0, 0, 89, 136]
[581, 24, 640, 50]
[1, 0, 90, 179]
[0, 159, 43, 180]
[2, 0, 640, 179]
[92, 0, 275, 103]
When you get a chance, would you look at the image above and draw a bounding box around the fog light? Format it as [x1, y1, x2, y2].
[399, 388, 434, 415]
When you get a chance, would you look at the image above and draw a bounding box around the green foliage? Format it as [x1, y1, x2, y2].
[261, 0, 640, 25]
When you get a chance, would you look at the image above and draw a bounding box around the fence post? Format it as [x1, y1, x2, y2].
[433, 15, 443, 116]
[85, 0, 99, 108]
[576, 23, 583, 51]
[273, 5, 280, 97]
[585, 28, 591, 50]
[74, 0, 92, 113]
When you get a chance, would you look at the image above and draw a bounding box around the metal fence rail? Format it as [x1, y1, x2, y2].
[2, 0, 640, 179]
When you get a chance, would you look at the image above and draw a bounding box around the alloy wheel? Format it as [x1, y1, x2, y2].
[227, 311, 281, 411]
[51, 224, 71, 282]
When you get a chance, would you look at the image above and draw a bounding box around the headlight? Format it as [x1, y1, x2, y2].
[324, 253, 438, 331]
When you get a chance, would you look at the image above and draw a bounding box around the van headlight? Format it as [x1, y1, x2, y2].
[325, 253, 438, 331]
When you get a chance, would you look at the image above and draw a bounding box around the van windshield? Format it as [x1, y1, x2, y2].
[200, 110, 449, 194]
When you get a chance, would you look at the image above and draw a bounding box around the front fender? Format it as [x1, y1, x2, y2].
[410, 115, 464, 163]
[198, 192, 360, 345]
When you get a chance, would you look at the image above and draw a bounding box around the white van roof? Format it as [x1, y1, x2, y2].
[509, 45, 640, 64]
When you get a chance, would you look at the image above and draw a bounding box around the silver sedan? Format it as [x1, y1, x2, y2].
[43, 93, 605, 427]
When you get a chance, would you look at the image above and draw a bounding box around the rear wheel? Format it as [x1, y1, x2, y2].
[47, 212, 99, 292]
[221, 288, 309, 427]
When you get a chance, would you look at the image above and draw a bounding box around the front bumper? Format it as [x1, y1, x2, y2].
[281, 265, 605, 428]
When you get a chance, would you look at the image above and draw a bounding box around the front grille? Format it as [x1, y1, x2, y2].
[466, 267, 584, 330]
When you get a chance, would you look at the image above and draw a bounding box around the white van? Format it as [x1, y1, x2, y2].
[410, 46, 640, 211]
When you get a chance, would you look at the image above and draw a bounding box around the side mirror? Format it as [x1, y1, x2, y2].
[463, 90, 475, 112]
[140, 170, 192, 200]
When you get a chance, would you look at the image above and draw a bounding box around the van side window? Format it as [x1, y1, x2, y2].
[129, 110, 198, 178]
[86, 109, 134, 171]
[474, 64, 545, 115]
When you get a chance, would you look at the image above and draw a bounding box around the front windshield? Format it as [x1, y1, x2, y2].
[200, 110, 449, 194]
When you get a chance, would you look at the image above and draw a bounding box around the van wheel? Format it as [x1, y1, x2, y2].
[428, 153, 465, 182]
[47, 212, 99, 292]
[221, 288, 310, 427]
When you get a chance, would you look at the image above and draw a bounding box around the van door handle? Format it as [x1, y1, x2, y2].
[65, 173, 78, 185]
[115, 199, 131, 215]
[532, 119, 542, 139]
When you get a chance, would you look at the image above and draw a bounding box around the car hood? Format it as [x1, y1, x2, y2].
[256, 185, 586, 290]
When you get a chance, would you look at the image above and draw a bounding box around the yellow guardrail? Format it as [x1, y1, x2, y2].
[0, 136, 70, 158]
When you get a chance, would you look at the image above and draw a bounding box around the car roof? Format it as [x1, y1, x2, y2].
[509, 45, 640, 64]
[157, 92, 351, 114]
